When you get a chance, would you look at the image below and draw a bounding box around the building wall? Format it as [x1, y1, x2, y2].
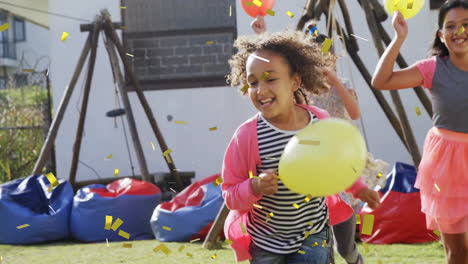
[15, 21, 51, 72]
[50, 0, 437, 182]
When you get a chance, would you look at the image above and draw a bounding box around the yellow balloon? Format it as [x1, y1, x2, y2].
[278, 118, 367, 196]
[384, 0, 424, 19]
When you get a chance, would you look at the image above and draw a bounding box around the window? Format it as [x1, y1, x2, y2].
[121, 0, 237, 90]
[430, 0, 445, 9]
[14, 18, 25, 42]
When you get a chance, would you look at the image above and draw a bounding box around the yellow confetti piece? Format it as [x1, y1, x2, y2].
[311, 242, 318, 247]
[415, 107, 421, 116]
[213, 176, 223, 186]
[174, 120, 187, 124]
[122, 243, 132, 248]
[240, 223, 247, 235]
[163, 149, 172, 163]
[286, 10, 294, 18]
[23, 69, 33, 72]
[60, 32, 69, 41]
[229, 5, 232, 16]
[361, 214, 375, 235]
[253, 204, 263, 209]
[407, 0, 414, 9]
[114, 169, 119, 177]
[322, 240, 327, 247]
[111, 218, 124, 231]
[104, 215, 113, 230]
[162, 226, 172, 231]
[434, 183, 440, 192]
[211, 254, 217, 259]
[190, 238, 201, 243]
[225, 239, 233, 245]
[150, 141, 155, 151]
[45, 172, 59, 187]
[241, 84, 250, 94]
[304, 194, 313, 203]
[303, 231, 310, 239]
[106, 154, 112, 159]
[244, 1, 253, 6]
[356, 215, 361, 225]
[457, 26, 465, 36]
[268, 212, 274, 217]
[321, 38, 333, 53]
[260, 71, 270, 80]
[153, 244, 171, 256]
[0, 23, 9, 32]
[186, 252, 193, 257]
[297, 250, 305, 254]
[292, 203, 300, 209]
[206, 41, 215, 45]
[252, 0, 262, 7]
[118, 230, 130, 239]
[299, 140, 320, 145]
[120, 6, 127, 9]
[394, 0, 401, 7]
[266, 9, 275, 16]
[16, 224, 30, 229]
[209, 127, 218, 131]
[363, 242, 370, 253]
[377, 172, 383, 179]
[125, 53, 134, 57]
[178, 245, 185, 252]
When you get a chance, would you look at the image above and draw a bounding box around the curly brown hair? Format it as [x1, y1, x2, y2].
[226, 30, 336, 103]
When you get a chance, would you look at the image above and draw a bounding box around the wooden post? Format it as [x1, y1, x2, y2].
[101, 10, 183, 191]
[202, 203, 230, 250]
[103, 33, 151, 182]
[69, 22, 100, 186]
[32, 34, 92, 175]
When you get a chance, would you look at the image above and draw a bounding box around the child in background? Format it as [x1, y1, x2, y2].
[372, 1, 468, 263]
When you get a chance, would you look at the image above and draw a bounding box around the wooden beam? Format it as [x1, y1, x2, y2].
[202, 203, 230, 250]
[80, 22, 121, 32]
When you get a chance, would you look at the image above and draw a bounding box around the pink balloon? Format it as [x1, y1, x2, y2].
[240, 0, 276, 18]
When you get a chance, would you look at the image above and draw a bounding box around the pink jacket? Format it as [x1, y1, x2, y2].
[221, 104, 366, 262]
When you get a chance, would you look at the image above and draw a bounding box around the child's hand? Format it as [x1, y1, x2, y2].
[392, 11, 408, 40]
[251, 169, 278, 195]
[356, 187, 381, 210]
[320, 68, 340, 86]
[251, 16, 266, 34]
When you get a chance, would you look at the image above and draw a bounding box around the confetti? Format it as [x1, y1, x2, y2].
[49, 205, 56, 214]
[118, 230, 130, 239]
[292, 203, 300, 209]
[151, 141, 156, 151]
[45, 172, 59, 188]
[299, 140, 320, 145]
[120, 6, 127, 9]
[23, 69, 33, 72]
[240, 223, 247, 234]
[260, 71, 270, 80]
[407, 0, 414, 9]
[106, 154, 112, 160]
[311, 242, 318, 247]
[153, 244, 171, 256]
[206, 41, 215, 45]
[241, 84, 249, 94]
[213, 176, 223, 186]
[322, 240, 327, 247]
[286, 10, 294, 18]
[0, 23, 9, 32]
[190, 238, 201, 243]
[244, 1, 253, 6]
[104, 215, 113, 230]
[209, 127, 218, 131]
[304, 194, 313, 203]
[125, 53, 134, 57]
[106, 238, 109, 247]
[350, 34, 369, 42]
[178, 245, 185, 252]
[253, 204, 263, 209]
[434, 183, 440, 192]
[174, 120, 187, 124]
[356, 215, 361, 225]
[111, 218, 124, 231]
[163, 149, 172, 163]
[268, 212, 274, 217]
[60, 32, 69, 41]
[162, 226, 172, 231]
[229, 5, 232, 16]
[211, 254, 217, 259]
[308, 222, 314, 226]
[252, 54, 270, 63]
[321, 38, 333, 53]
[303, 231, 310, 239]
[114, 169, 119, 177]
[457, 26, 465, 36]
[186, 252, 193, 257]
[415, 107, 421, 116]
[225, 239, 233, 245]
[16, 224, 30, 229]
[394, 0, 401, 7]
[252, 0, 262, 7]
[266, 9, 275, 16]
[361, 214, 375, 235]
[122, 243, 132, 248]
[377, 172, 383, 178]
[297, 250, 306, 254]
[120, 26, 128, 29]
[309, 26, 318, 36]
[169, 188, 177, 193]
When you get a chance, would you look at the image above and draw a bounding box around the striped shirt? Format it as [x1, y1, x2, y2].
[247, 112, 329, 254]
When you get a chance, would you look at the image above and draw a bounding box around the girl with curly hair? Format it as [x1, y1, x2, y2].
[221, 29, 374, 264]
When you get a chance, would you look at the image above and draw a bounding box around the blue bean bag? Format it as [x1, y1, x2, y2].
[0, 174, 73, 244]
[70, 178, 161, 242]
[150, 174, 224, 242]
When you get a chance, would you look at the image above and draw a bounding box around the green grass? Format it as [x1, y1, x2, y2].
[0, 240, 445, 264]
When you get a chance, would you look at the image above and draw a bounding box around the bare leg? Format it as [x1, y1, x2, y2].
[440, 232, 468, 264]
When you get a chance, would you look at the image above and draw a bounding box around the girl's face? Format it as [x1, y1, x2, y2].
[246, 50, 301, 123]
[439, 7, 468, 55]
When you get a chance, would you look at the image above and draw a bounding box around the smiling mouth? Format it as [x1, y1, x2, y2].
[259, 98, 275, 106]
[453, 38, 467, 44]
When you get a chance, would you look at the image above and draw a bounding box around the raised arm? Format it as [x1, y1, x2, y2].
[371, 11, 423, 90]
[322, 69, 361, 120]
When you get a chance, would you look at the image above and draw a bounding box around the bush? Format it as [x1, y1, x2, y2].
[0, 86, 49, 184]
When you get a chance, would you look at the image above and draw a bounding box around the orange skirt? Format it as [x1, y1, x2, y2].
[416, 127, 468, 234]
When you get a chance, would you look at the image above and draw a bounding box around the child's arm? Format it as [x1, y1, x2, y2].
[322, 69, 361, 120]
[345, 178, 381, 210]
[371, 11, 423, 90]
[251, 15, 266, 34]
